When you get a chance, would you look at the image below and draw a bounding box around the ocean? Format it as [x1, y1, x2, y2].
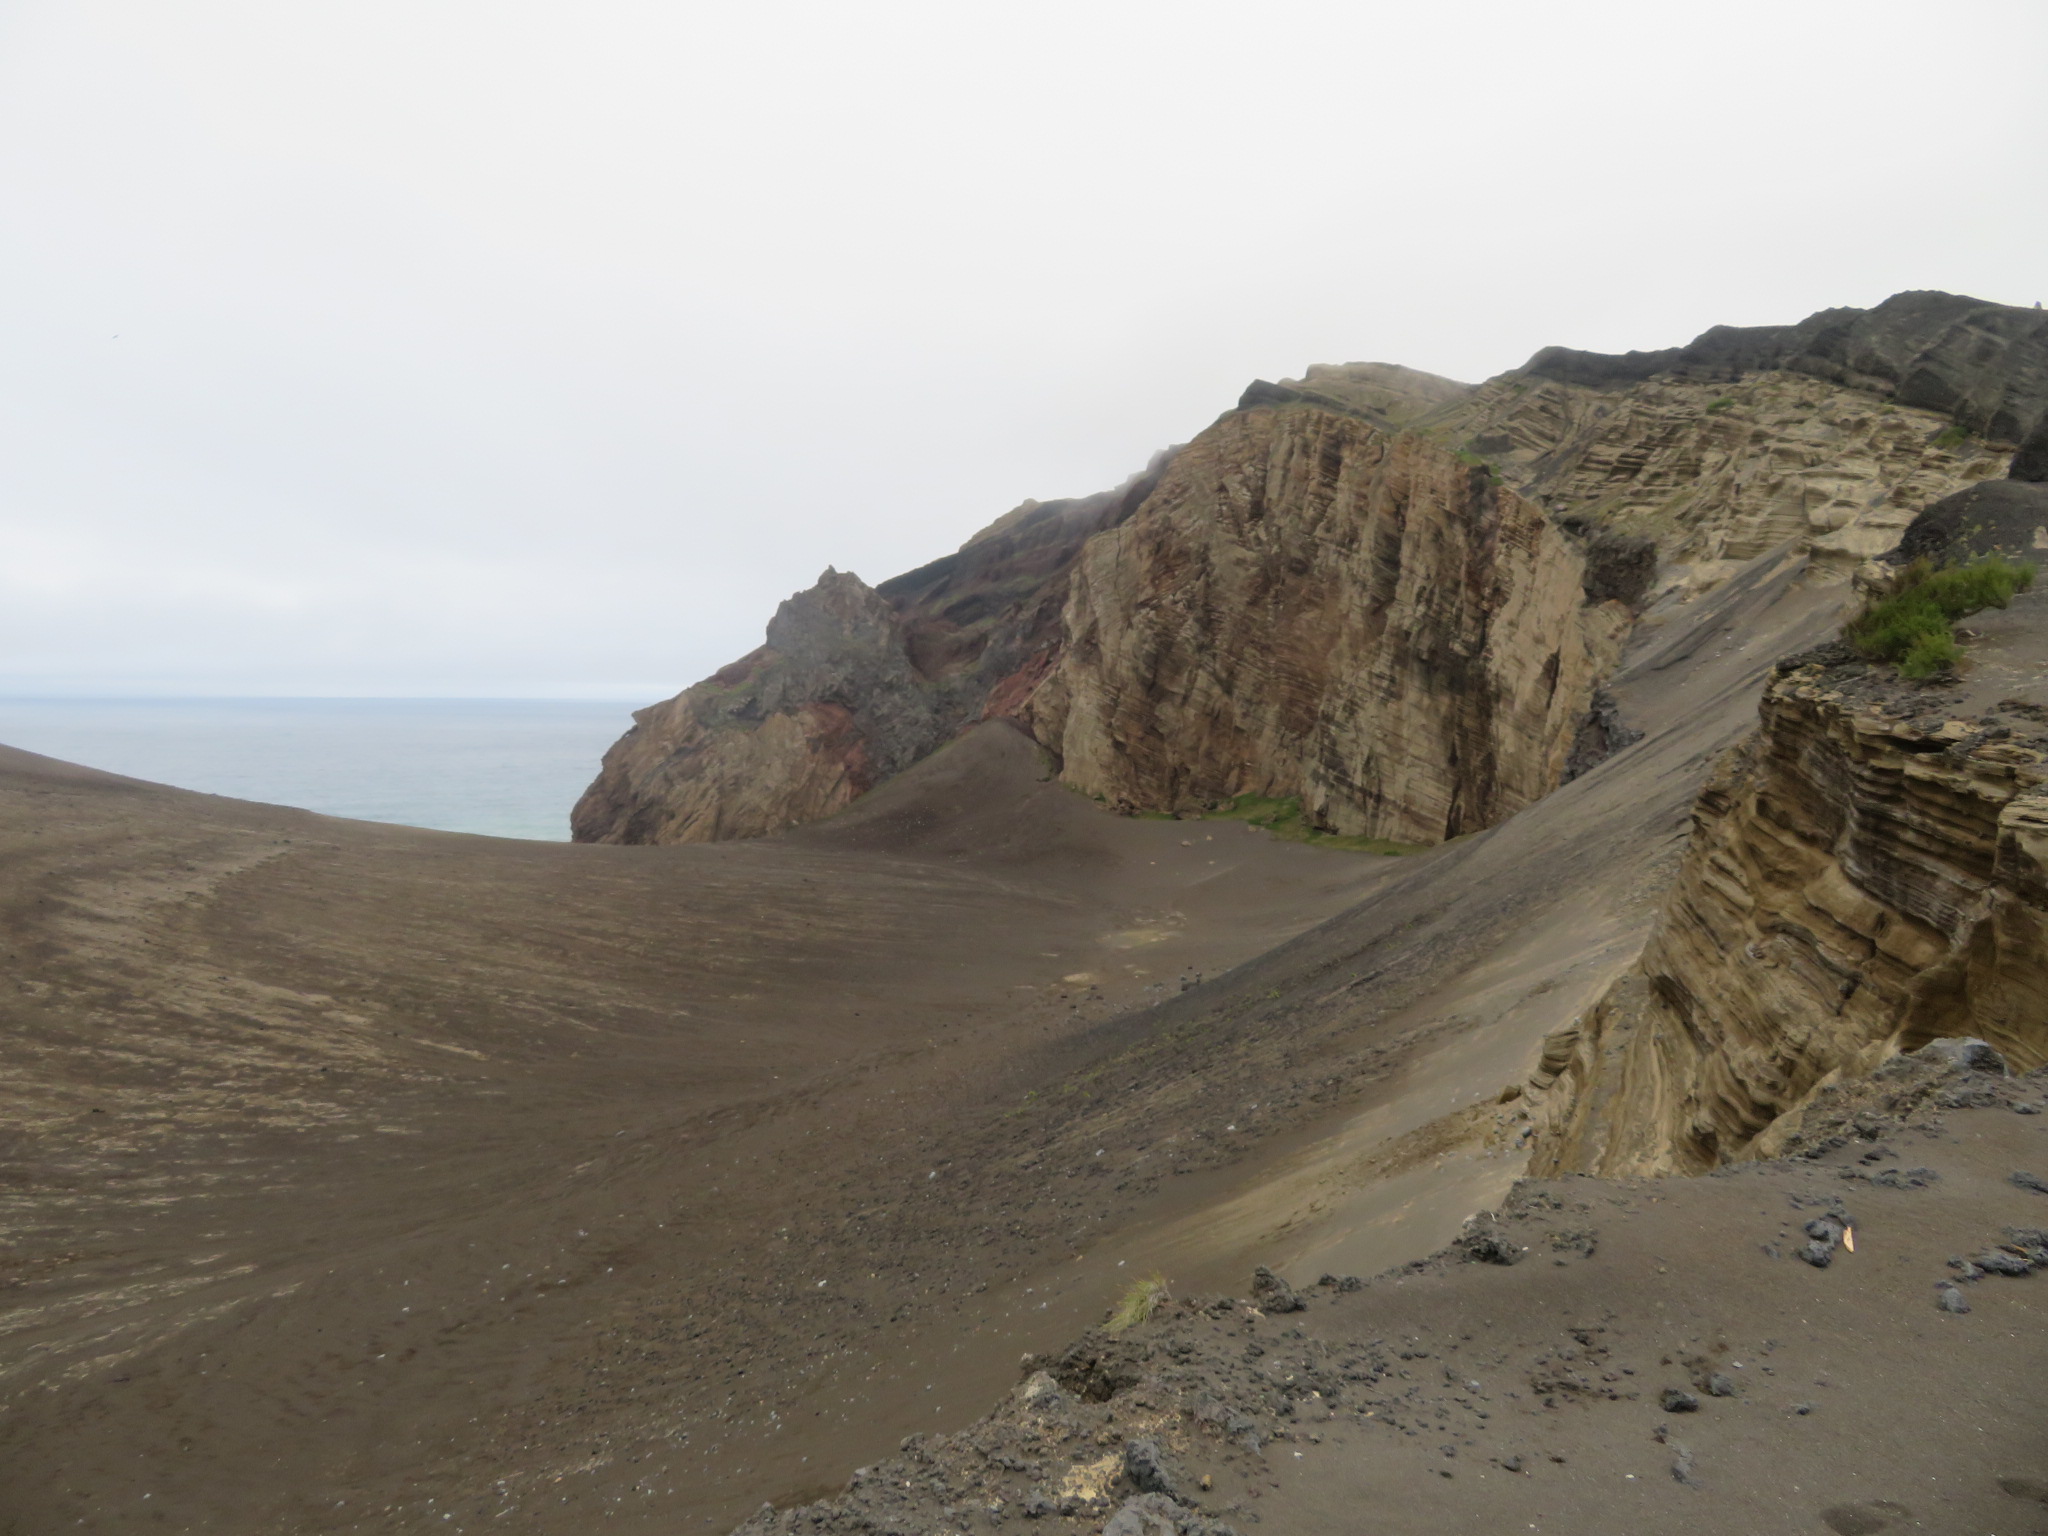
[0, 698, 641, 841]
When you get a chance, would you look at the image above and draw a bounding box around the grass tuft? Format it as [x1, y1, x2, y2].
[1843, 556, 2035, 679]
[1206, 794, 1421, 855]
[1106, 1274, 1171, 1332]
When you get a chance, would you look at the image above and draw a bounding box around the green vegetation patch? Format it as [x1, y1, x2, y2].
[1452, 447, 1498, 479]
[1931, 423, 1972, 451]
[1704, 397, 1737, 414]
[1844, 556, 2035, 679]
[1105, 1274, 1172, 1332]
[1206, 794, 1420, 855]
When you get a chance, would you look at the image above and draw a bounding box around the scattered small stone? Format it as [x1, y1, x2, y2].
[1804, 1215, 1848, 1244]
[1017, 1371, 1063, 1407]
[1124, 1439, 1182, 1499]
[1936, 1284, 1972, 1314]
[1914, 1038, 2009, 1074]
[1501, 1455, 1525, 1473]
[2011, 1171, 2048, 1195]
[1866, 1167, 1940, 1189]
[1799, 1240, 1835, 1268]
[1940, 1085, 2002, 1108]
[1975, 1249, 2034, 1277]
[1671, 1445, 1698, 1486]
[1101, 1492, 1193, 1536]
[1704, 1372, 1737, 1398]
[1661, 1388, 1700, 1413]
[1250, 1267, 1306, 1313]
[1793, 1402, 1816, 1415]
[1460, 1231, 1523, 1266]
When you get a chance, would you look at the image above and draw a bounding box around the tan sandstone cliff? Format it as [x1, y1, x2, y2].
[575, 406, 1640, 849]
[574, 291, 2048, 848]
[1528, 652, 2048, 1177]
[1423, 369, 2008, 580]
[1021, 409, 1634, 844]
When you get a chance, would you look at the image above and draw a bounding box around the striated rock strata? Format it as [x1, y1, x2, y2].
[576, 291, 2048, 847]
[1020, 409, 1634, 843]
[577, 407, 1637, 847]
[1423, 368, 2009, 577]
[1529, 652, 2048, 1177]
[1417, 290, 2048, 580]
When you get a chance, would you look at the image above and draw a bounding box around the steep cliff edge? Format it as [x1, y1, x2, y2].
[1529, 619, 2048, 1177]
[577, 410, 1639, 848]
[1021, 410, 1633, 844]
[571, 470, 1162, 843]
[576, 291, 2048, 848]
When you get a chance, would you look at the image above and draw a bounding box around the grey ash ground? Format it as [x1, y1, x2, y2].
[738, 1047, 2048, 1536]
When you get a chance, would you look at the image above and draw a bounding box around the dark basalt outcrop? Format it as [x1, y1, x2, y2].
[1525, 290, 2048, 446]
[1889, 400, 2048, 566]
[1891, 479, 2048, 566]
[2011, 415, 2048, 483]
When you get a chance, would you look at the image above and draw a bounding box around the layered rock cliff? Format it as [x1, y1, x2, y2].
[1416, 290, 2048, 582]
[576, 290, 2048, 848]
[1423, 368, 2010, 579]
[1019, 410, 1634, 843]
[1529, 642, 2048, 1178]
[576, 406, 1639, 848]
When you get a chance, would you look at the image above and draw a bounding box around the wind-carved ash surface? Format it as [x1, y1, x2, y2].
[9, 290, 2048, 1536]
[5, 525, 1874, 1536]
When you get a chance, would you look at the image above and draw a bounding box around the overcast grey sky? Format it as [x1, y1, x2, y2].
[1, 0, 2043, 699]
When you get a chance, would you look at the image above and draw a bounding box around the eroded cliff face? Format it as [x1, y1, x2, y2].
[572, 473, 1158, 844]
[1022, 407, 1634, 844]
[1427, 369, 2008, 578]
[1529, 652, 2048, 1177]
[1420, 290, 2048, 585]
[571, 570, 930, 844]
[577, 405, 1638, 849]
[574, 291, 2048, 848]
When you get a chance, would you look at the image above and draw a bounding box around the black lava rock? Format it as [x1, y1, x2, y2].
[1250, 1266, 1306, 1313]
[1122, 1439, 1182, 1499]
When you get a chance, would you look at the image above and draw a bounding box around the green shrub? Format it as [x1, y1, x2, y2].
[1844, 555, 2035, 677]
[1931, 423, 1971, 450]
[1704, 397, 1736, 414]
[1899, 629, 1963, 679]
[1208, 794, 1420, 855]
[1106, 1274, 1171, 1332]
